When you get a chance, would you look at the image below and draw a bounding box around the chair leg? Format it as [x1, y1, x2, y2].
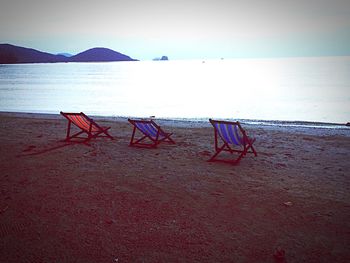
[209, 144, 249, 164]
[208, 144, 226, 162]
[104, 130, 114, 140]
[159, 133, 175, 144]
[129, 129, 156, 148]
[251, 145, 257, 156]
[92, 128, 114, 140]
[65, 130, 85, 141]
[66, 121, 72, 141]
[165, 134, 175, 144]
[246, 144, 257, 157]
[129, 127, 137, 146]
[235, 151, 246, 163]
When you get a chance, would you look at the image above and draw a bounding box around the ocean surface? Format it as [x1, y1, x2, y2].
[0, 57, 349, 127]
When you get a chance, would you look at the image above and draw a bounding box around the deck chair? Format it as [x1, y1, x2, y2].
[128, 118, 175, 148]
[208, 119, 257, 164]
[60, 111, 114, 142]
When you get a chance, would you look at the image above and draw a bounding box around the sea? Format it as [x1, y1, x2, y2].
[0, 56, 349, 133]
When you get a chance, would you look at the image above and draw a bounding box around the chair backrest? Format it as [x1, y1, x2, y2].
[61, 112, 100, 132]
[129, 119, 164, 140]
[210, 119, 244, 146]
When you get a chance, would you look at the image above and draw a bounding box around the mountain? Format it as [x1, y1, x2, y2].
[0, 44, 137, 64]
[0, 44, 68, 63]
[70, 47, 136, 62]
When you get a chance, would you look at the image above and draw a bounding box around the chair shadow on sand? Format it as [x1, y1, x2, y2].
[17, 111, 114, 157]
[16, 140, 92, 157]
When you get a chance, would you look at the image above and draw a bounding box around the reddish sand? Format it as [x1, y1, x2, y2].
[0, 112, 349, 263]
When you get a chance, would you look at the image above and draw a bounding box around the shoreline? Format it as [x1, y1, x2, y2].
[1, 110, 349, 137]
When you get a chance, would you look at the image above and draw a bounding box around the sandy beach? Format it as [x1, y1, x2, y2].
[0, 112, 349, 263]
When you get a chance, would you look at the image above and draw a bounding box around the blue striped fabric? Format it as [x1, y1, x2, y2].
[136, 122, 160, 139]
[215, 123, 243, 146]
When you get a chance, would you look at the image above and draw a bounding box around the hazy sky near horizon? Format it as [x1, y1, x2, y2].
[1, 0, 350, 60]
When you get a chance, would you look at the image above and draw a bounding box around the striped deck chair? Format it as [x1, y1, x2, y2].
[209, 119, 257, 164]
[60, 112, 114, 142]
[128, 118, 175, 148]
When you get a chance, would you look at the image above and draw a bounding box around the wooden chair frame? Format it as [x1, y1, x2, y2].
[128, 118, 175, 148]
[60, 111, 114, 142]
[208, 119, 257, 164]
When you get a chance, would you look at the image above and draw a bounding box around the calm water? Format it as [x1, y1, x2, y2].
[0, 57, 349, 124]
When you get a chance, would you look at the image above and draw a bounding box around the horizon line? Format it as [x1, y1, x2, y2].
[2, 42, 350, 61]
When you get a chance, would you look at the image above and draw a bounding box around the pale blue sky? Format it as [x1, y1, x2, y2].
[1, 0, 350, 60]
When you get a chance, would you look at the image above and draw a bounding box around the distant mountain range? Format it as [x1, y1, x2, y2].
[0, 44, 138, 64]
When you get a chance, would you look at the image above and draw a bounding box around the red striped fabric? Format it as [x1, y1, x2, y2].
[67, 115, 99, 132]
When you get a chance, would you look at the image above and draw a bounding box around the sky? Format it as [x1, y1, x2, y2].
[1, 0, 350, 60]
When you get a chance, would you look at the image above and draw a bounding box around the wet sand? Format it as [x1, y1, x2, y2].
[0, 112, 349, 263]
